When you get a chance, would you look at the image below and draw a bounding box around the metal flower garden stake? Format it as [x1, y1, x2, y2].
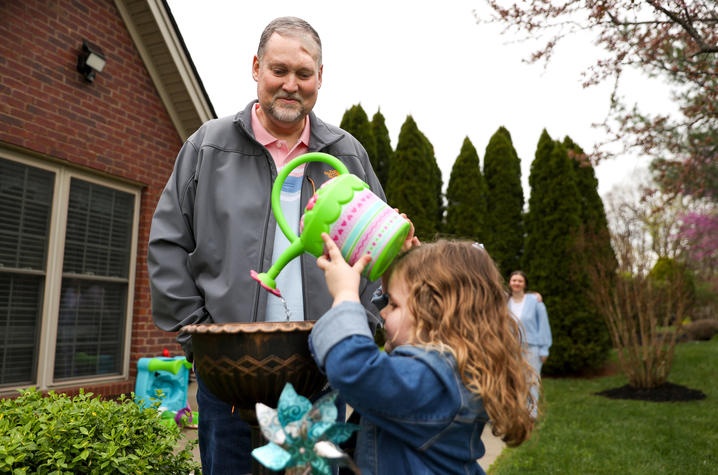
[252, 383, 360, 474]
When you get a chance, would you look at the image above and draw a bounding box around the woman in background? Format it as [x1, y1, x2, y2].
[508, 270, 552, 417]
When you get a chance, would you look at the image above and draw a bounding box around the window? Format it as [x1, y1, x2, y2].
[0, 150, 140, 389]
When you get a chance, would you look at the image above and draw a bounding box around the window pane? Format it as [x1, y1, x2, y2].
[0, 158, 54, 270]
[0, 273, 42, 386]
[63, 179, 134, 278]
[54, 279, 126, 380]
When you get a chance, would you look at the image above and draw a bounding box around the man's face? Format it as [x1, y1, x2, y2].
[252, 32, 322, 129]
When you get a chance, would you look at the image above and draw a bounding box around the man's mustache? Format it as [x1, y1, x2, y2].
[274, 93, 301, 102]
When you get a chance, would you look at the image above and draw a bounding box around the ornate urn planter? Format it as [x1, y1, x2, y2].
[181, 321, 327, 474]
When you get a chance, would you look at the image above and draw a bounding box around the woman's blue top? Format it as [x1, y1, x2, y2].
[511, 293, 552, 357]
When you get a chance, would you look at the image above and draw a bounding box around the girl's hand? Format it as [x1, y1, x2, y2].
[395, 209, 421, 252]
[316, 233, 371, 307]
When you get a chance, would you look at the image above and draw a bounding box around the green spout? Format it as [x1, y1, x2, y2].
[147, 357, 191, 375]
[251, 239, 305, 297]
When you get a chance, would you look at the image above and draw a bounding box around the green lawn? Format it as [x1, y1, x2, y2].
[490, 339, 718, 474]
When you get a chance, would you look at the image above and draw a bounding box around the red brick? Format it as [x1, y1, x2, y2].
[1, 0, 187, 397]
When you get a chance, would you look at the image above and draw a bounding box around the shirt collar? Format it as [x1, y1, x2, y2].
[251, 103, 311, 147]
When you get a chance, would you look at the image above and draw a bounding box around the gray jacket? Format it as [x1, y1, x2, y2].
[148, 101, 384, 358]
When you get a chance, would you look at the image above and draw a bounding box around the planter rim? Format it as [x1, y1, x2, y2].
[180, 321, 315, 335]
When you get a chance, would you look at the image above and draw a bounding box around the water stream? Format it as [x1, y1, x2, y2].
[279, 296, 292, 321]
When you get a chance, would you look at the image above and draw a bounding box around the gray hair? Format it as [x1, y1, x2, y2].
[257, 16, 322, 65]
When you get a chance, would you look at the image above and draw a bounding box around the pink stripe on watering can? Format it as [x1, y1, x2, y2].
[329, 189, 378, 244]
[361, 211, 406, 276]
[338, 199, 385, 257]
[348, 206, 396, 266]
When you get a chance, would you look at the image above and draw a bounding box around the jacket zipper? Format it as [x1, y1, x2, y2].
[238, 118, 278, 323]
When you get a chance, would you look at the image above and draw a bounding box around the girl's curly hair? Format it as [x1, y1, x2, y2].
[386, 239, 536, 446]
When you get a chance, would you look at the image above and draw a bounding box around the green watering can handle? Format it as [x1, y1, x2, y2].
[250, 152, 349, 297]
[272, 152, 349, 243]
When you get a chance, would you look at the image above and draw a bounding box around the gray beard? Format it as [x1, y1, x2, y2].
[267, 100, 305, 123]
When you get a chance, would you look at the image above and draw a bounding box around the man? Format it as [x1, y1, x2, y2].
[148, 17, 384, 474]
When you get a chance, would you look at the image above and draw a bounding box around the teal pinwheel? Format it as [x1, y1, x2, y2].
[252, 383, 360, 474]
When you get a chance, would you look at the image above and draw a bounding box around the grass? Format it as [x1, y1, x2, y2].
[490, 339, 718, 474]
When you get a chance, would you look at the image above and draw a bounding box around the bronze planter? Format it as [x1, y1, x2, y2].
[180, 321, 327, 426]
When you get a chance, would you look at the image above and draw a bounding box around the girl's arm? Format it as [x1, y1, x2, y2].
[310, 304, 455, 442]
[311, 233, 455, 440]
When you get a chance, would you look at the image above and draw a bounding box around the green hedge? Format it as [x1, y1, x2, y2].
[0, 388, 199, 474]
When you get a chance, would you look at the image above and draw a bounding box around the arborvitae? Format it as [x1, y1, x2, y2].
[387, 116, 441, 240]
[524, 130, 608, 375]
[564, 135, 615, 366]
[339, 104, 377, 164]
[444, 137, 488, 241]
[564, 136, 617, 272]
[419, 128, 445, 233]
[370, 110, 392, 190]
[483, 126, 524, 276]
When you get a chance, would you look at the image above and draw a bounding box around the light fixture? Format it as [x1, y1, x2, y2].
[77, 39, 106, 83]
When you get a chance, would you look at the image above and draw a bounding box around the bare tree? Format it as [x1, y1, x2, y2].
[588, 182, 694, 388]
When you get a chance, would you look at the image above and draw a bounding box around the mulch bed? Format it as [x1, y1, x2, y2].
[594, 381, 706, 402]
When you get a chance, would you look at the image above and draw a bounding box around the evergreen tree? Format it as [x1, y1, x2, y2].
[370, 110, 392, 190]
[563, 136, 617, 271]
[420, 129, 445, 232]
[483, 126, 524, 276]
[387, 116, 441, 240]
[524, 130, 609, 375]
[339, 104, 377, 164]
[444, 137, 488, 241]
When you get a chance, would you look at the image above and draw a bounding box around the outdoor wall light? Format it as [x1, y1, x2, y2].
[77, 39, 106, 83]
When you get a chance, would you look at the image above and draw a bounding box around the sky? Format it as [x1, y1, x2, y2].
[166, 0, 672, 200]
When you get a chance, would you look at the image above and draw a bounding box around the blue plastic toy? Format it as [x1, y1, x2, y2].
[134, 356, 192, 413]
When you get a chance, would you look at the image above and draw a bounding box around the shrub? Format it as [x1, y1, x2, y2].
[650, 257, 697, 324]
[0, 388, 200, 474]
[684, 319, 718, 341]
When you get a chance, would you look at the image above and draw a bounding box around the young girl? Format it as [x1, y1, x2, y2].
[309, 234, 535, 474]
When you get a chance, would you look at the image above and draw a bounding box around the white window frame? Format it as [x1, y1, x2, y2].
[0, 145, 141, 392]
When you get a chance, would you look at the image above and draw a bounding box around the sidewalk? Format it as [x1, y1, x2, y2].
[479, 424, 507, 472]
[180, 379, 201, 463]
[181, 379, 506, 471]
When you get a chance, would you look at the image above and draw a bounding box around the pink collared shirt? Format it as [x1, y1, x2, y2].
[251, 103, 311, 167]
[251, 103, 310, 323]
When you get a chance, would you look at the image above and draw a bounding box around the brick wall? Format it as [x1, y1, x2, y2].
[0, 0, 187, 396]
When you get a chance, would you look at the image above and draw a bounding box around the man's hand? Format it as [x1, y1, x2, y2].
[316, 233, 371, 307]
[529, 291, 543, 303]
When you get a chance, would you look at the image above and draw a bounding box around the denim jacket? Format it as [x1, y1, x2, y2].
[310, 301, 489, 474]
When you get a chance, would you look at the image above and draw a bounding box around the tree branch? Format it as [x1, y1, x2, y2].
[645, 0, 718, 54]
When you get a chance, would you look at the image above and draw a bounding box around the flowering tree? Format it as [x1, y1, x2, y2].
[476, 0, 718, 200]
[677, 212, 718, 292]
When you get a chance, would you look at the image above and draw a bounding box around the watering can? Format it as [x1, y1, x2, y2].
[251, 152, 411, 297]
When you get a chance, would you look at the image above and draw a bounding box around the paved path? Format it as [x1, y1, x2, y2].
[479, 424, 506, 472]
[182, 379, 506, 471]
